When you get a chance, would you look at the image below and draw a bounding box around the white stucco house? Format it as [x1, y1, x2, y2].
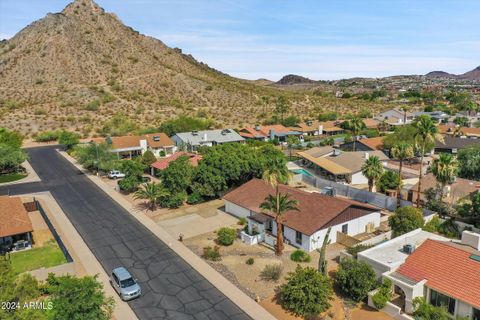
[359, 229, 480, 319]
[223, 179, 381, 252]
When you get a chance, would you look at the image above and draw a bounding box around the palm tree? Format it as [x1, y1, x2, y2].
[430, 153, 459, 201]
[348, 116, 366, 151]
[391, 142, 414, 206]
[413, 115, 443, 207]
[379, 118, 389, 133]
[452, 125, 465, 137]
[260, 192, 299, 256]
[400, 106, 410, 124]
[361, 156, 384, 192]
[134, 182, 169, 211]
[261, 158, 298, 255]
[286, 135, 300, 158]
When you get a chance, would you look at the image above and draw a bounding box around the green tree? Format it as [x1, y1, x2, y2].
[280, 266, 333, 317]
[274, 96, 290, 122]
[412, 297, 450, 320]
[457, 192, 480, 227]
[388, 206, 424, 237]
[430, 153, 459, 200]
[120, 159, 146, 179]
[361, 156, 384, 192]
[377, 170, 401, 194]
[58, 131, 80, 150]
[282, 115, 300, 127]
[261, 158, 298, 255]
[383, 125, 435, 153]
[286, 135, 300, 158]
[47, 274, 114, 320]
[0, 128, 23, 148]
[334, 258, 377, 302]
[0, 144, 27, 174]
[414, 115, 442, 207]
[453, 116, 469, 127]
[161, 155, 194, 194]
[140, 150, 157, 166]
[457, 145, 480, 180]
[73, 142, 117, 172]
[391, 142, 414, 206]
[372, 278, 393, 310]
[134, 182, 169, 211]
[347, 116, 366, 151]
[158, 115, 214, 136]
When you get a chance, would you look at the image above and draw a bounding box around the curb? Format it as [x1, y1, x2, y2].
[58, 150, 277, 320]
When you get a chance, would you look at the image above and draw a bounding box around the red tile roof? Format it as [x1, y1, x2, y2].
[223, 179, 378, 235]
[239, 125, 293, 138]
[358, 137, 385, 150]
[151, 152, 202, 170]
[397, 239, 480, 308]
[0, 196, 33, 237]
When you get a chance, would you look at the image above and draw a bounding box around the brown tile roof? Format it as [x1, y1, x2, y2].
[411, 173, 479, 202]
[239, 125, 296, 139]
[90, 132, 173, 150]
[438, 125, 480, 137]
[397, 239, 480, 309]
[0, 196, 33, 237]
[324, 151, 388, 174]
[358, 137, 385, 150]
[143, 133, 175, 148]
[363, 119, 379, 129]
[223, 179, 378, 235]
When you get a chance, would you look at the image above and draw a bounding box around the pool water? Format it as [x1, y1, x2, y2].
[291, 169, 314, 177]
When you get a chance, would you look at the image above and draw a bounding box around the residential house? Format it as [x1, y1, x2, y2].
[341, 136, 385, 152]
[90, 133, 175, 159]
[319, 121, 345, 136]
[150, 152, 202, 176]
[375, 109, 414, 126]
[438, 124, 480, 139]
[0, 196, 33, 252]
[297, 146, 335, 159]
[414, 111, 450, 123]
[238, 125, 303, 142]
[362, 118, 380, 130]
[298, 149, 389, 185]
[406, 173, 479, 205]
[362, 229, 480, 318]
[171, 129, 245, 151]
[434, 136, 480, 154]
[223, 179, 381, 252]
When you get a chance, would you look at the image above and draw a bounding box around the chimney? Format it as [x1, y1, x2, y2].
[318, 125, 323, 135]
[364, 152, 369, 159]
[255, 125, 261, 131]
[270, 129, 275, 141]
[203, 133, 208, 141]
[462, 230, 480, 250]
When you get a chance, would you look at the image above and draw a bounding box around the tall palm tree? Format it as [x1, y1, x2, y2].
[430, 153, 459, 201]
[134, 182, 169, 211]
[400, 106, 410, 124]
[391, 142, 414, 206]
[413, 115, 443, 207]
[261, 158, 297, 255]
[361, 155, 384, 192]
[260, 192, 299, 256]
[348, 116, 366, 151]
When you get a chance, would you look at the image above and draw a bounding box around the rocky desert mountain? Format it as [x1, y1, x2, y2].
[425, 66, 480, 80]
[0, 0, 387, 136]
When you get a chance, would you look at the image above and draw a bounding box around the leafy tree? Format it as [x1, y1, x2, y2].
[72, 142, 117, 172]
[372, 278, 392, 309]
[47, 274, 114, 320]
[457, 192, 480, 227]
[0, 127, 23, 148]
[120, 159, 146, 179]
[58, 131, 80, 150]
[453, 116, 469, 127]
[377, 170, 401, 194]
[430, 153, 459, 200]
[389, 206, 424, 237]
[261, 158, 299, 255]
[391, 142, 414, 206]
[347, 116, 366, 151]
[414, 115, 442, 207]
[361, 156, 384, 192]
[158, 115, 214, 136]
[280, 266, 333, 317]
[457, 145, 480, 180]
[318, 111, 339, 121]
[217, 227, 236, 246]
[422, 215, 441, 233]
[274, 96, 290, 122]
[286, 135, 300, 158]
[334, 258, 377, 302]
[99, 113, 137, 136]
[160, 155, 194, 194]
[118, 176, 141, 192]
[159, 192, 186, 208]
[0, 144, 27, 174]
[191, 166, 227, 198]
[140, 150, 157, 166]
[134, 182, 169, 210]
[424, 187, 454, 218]
[413, 297, 450, 320]
[383, 125, 435, 153]
[282, 115, 300, 127]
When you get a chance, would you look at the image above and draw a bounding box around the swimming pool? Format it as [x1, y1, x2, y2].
[291, 169, 314, 177]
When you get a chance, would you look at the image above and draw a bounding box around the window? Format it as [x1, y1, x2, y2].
[266, 220, 273, 232]
[474, 308, 480, 320]
[295, 231, 302, 245]
[341, 224, 348, 234]
[430, 289, 455, 314]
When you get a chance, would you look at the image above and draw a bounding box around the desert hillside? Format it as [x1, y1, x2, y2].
[0, 0, 386, 136]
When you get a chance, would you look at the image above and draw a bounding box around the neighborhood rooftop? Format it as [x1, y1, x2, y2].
[0, 196, 33, 238]
[172, 129, 245, 145]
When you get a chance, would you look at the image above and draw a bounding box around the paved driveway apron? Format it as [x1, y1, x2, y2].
[0, 146, 250, 320]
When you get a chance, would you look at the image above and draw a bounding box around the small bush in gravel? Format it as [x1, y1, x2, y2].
[237, 217, 247, 225]
[260, 264, 283, 281]
[217, 227, 236, 246]
[246, 258, 254, 265]
[202, 246, 221, 261]
[290, 249, 311, 263]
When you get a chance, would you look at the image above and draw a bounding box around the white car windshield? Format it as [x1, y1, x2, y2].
[120, 277, 136, 288]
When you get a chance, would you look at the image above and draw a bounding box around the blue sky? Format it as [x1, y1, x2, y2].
[1, 0, 479, 80]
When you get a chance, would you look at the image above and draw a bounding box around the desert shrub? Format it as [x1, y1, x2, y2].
[34, 130, 59, 142]
[422, 216, 441, 233]
[290, 249, 311, 263]
[372, 278, 393, 309]
[246, 258, 254, 265]
[85, 99, 100, 111]
[346, 244, 374, 259]
[186, 192, 203, 205]
[118, 176, 141, 193]
[280, 266, 333, 317]
[202, 246, 220, 261]
[237, 217, 247, 226]
[217, 227, 236, 246]
[334, 258, 378, 302]
[159, 192, 186, 209]
[260, 264, 283, 281]
[438, 218, 460, 238]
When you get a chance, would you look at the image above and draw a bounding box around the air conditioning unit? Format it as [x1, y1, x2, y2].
[192, 131, 198, 136]
[403, 244, 416, 254]
[153, 136, 160, 142]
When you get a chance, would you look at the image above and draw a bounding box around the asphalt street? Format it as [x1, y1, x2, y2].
[0, 146, 250, 320]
